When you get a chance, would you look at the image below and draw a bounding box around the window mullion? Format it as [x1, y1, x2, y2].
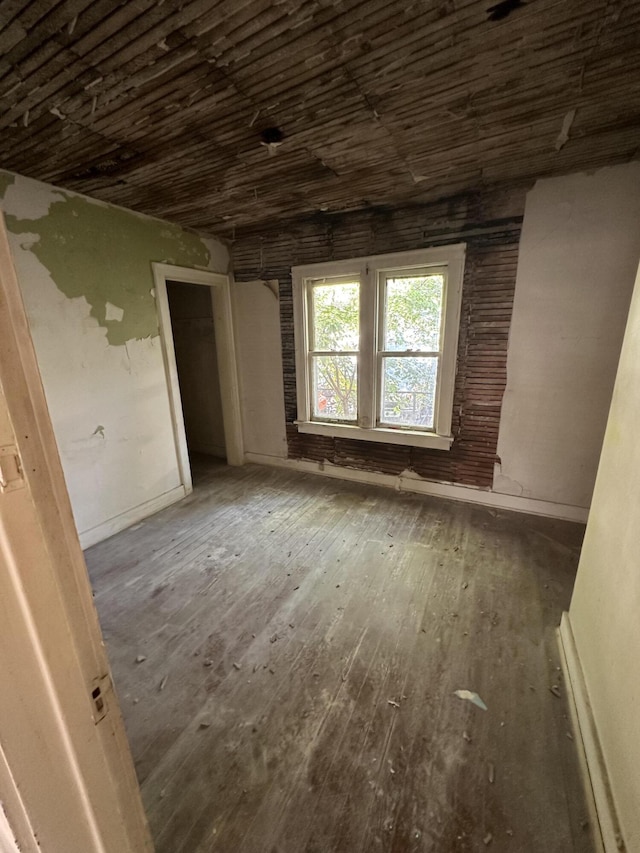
[375, 270, 387, 427]
[358, 262, 376, 429]
[306, 284, 315, 421]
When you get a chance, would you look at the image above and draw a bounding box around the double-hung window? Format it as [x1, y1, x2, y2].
[293, 245, 465, 450]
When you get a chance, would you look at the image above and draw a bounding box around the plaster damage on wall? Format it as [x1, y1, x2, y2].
[0, 170, 229, 542]
[2, 172, 212, 346]
[233, 189, 524, 490]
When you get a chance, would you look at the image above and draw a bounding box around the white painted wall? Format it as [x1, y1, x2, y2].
[568, 256, 640, 851]
[233, 280, 287, 460]
[495, 163, 640, 508]
[18, 271, 181, 539]
[1, 171, 229, 546]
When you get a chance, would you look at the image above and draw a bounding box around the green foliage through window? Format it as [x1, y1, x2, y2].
[383, 275, 443, 352]
[311, 281, 359, 420]
[312, 282, 359, 351]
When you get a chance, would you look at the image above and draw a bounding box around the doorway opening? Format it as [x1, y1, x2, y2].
[152, 263, 244, 497]
[166, 280, 227, 467]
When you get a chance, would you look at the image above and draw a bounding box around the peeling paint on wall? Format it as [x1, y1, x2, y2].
[105, 302, 124, 322]
[2, 169, 229, 541]
[4, 190, 211, 346]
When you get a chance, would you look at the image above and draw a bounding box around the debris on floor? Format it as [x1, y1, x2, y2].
[90, 462, 591, 848]
[135, 654, 147, 663]
[454, 689, 488, 710]
[550, 685, 561, 698]
[159, 675, 168, 691]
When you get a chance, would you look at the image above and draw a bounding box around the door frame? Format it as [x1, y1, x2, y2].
[0, 212, 153, 851]
[153, 263, 244, 489]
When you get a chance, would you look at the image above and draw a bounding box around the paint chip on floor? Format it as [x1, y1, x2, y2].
[454, 689, 488, 710]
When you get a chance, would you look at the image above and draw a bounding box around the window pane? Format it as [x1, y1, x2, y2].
[312, 282, 359, 351]
[380, 357, 438, 429]
[312, 355, 358, 421]
[383, 274, 444, 352]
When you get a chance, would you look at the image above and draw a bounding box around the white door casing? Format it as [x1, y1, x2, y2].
[153, 263, 245, 489]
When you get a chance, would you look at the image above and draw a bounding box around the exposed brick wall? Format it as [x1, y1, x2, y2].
[232, 187, 526, 489]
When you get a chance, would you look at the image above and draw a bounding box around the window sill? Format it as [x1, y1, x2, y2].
[294, 421, 454, 450]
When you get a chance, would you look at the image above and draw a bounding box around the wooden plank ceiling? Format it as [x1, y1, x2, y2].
[1, 0, 639, 235]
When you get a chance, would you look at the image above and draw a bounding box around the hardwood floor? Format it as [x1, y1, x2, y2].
[86, 459, 595, 853]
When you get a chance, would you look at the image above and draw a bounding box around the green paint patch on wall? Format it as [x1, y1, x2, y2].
[0, 170, 16, 200]
[5, 192, 211, 345]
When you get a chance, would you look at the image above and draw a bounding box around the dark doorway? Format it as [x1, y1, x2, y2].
[166, 280, 226, 462]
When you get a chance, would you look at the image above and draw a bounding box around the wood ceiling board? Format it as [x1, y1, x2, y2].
[1, 0, 638, 232]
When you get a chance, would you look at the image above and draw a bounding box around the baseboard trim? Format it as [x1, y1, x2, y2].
[558, 613, 624, 852]
[78, 485, 188, 549]
[244, 452, 589, 522]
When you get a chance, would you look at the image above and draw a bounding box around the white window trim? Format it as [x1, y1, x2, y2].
[292, 245, 466, 450]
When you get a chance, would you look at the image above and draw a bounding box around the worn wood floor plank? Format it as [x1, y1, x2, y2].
[85, 459, 594, 853]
